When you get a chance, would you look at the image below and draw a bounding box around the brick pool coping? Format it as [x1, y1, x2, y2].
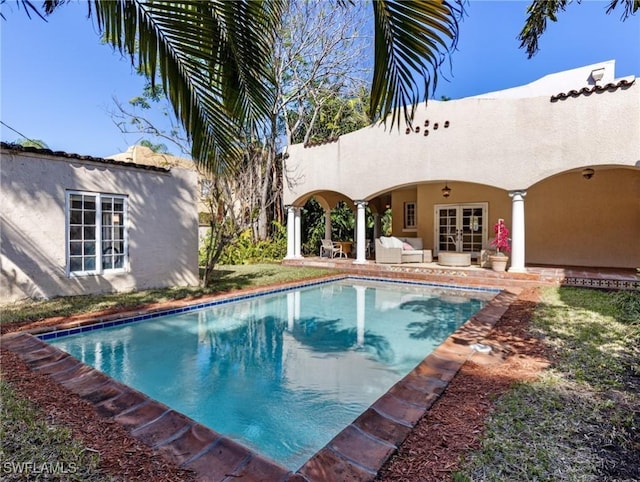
[1, 276, 520, 481]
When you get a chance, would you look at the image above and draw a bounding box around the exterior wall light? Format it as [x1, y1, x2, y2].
[442, 183, 451, 198]
[582, 168, 595, 180]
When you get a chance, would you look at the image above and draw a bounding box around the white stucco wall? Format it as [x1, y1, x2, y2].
[1, 149, 199, 302]
[283, 64, 639, 205]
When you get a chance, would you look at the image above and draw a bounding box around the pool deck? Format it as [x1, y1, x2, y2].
[282, 256, 639, 291]
[2, 263, 637, 481]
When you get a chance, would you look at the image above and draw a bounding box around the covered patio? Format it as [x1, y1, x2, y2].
[282, 60, 639, 273]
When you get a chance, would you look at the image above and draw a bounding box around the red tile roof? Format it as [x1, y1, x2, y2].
[550, 78, 635, 102]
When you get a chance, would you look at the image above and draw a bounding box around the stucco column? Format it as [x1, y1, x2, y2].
[324, 208, 332, 240]
[285, 205, 295, 259]
[354, 200, 368, 264]
[508, 190, 527, 273]
[294, 207, 302, 258]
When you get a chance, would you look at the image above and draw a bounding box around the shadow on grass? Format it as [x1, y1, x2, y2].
[208, 268, 280, 292]
[540, 288, 640, 389]
[466, 375, 640, 482]
[1, 264, 336, 327]
[448, 288, 640, 482]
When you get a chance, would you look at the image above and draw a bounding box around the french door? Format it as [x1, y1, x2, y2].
[434, 203, 487, 258]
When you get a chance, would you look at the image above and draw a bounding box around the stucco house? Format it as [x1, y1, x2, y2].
[282, 60, 640, 271]
[1, 142, 199, 302]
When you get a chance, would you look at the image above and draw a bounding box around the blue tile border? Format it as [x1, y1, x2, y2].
[36, 275, 501, 341]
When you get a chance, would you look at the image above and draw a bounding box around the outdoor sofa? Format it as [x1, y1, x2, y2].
[375, 236, 433, 264]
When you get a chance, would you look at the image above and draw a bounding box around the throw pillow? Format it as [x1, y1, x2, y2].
[402, 242, 413, 250]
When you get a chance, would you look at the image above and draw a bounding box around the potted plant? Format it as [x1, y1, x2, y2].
[488, 218, 510, 272]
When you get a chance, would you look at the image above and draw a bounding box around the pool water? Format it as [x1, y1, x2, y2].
[50, 279, 491, 470]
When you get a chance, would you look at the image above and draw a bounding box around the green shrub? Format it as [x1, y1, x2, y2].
[218, 222, 287, 265]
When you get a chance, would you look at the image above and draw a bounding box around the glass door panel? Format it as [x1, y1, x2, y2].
[438, 208, 458, 252]
[435, 204, 487, 257]
[461, 207, 484, 255]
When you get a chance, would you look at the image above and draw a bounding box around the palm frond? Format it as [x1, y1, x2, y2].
[369, 0, 463, 127]
[519, 0, 638, 58]
[605, 0, 640, 18]
[518, 0, 570, 59]
[1, 0, 47, 20]
[71, 0, 284, 174]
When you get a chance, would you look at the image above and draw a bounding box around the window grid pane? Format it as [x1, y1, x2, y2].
[68, 194, 97, 273]
[100, 196, 126, 271]
[68, 193, 126, 274]
[404, 202, 416, 229]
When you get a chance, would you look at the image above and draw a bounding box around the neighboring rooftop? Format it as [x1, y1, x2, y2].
[1, 142, 170, 173]
[107, 145, 195, 170]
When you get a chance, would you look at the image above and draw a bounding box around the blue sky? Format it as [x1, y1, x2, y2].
[1, 1, 639, 158]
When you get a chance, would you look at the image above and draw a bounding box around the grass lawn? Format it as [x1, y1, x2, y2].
[1, 265, 638, 481]
[0, 264, 337, 326]
[0, 381, 109, 482]
[457, 287, 639, 481]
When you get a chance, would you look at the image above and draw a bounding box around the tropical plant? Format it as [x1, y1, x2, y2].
[9, 0, 636, 175]
[519, 0, 639, 58]
[490, 218, 511, 255]
[11, 0, 463, 174]
[113, 0, 375, 243]
[216, 222, 288, 265]
[301, 199, 327, 255]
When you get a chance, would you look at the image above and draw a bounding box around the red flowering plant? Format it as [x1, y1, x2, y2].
[491, 218, 511, 255]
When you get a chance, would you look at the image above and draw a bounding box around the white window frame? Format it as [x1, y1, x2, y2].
[403, 201, 417, 231]
[66, 191, 129, 276]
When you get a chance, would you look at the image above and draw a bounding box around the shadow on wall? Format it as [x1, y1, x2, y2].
[1, 150, 199, 302]
[125, 165, 199, 290]
[0, 215, 115, 301]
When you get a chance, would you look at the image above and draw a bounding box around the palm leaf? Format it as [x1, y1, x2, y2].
[518, 0, 570, 59]
[369, 0, 463, 127]
[519, 0, 639, 58]
[43, 0, 283, 174]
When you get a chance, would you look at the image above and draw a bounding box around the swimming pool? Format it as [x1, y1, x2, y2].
[47, 278, 496, 470]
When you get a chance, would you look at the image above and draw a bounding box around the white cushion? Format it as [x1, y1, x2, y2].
[379, 236, 390, 248]
[388, 236, 405, 248]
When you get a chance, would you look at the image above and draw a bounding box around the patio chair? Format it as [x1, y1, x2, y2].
[319, 239, 347, 258]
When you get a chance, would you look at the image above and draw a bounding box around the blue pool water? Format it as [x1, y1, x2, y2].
[48, 279, 494, 470]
